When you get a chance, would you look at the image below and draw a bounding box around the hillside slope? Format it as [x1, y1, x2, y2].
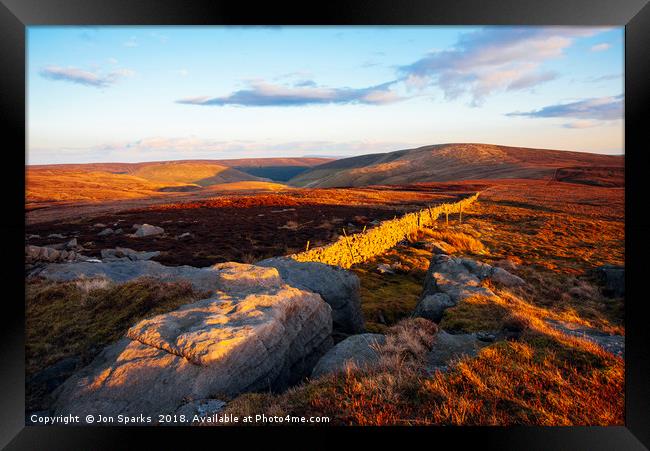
[288, 143, 623, 188]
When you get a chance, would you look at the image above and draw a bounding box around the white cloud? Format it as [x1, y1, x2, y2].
[39, 65, 134, 88]
[590, 43, 611, 52]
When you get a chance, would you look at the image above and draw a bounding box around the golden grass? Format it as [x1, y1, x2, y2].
[25, 277, 209, 376]
[25, 169, 176, 203]
[223, 316, 623, 426]
[409, 227, 487, 254]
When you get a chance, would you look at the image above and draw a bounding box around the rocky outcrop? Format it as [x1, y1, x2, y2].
[31, 259, 222, 292]
[414, 255, 524, 322]
[25, 245, 82, 264]
[101, 247, 160, 262]
[257, 257, 364, 334]
[53, 263, 333, 419]
[426, 330, 488, 372]
[311, 334, 385, 378]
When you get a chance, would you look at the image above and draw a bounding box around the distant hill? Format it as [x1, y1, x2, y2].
[288, 143, 624, 188]
[29, 157, 333, 183]
[26, 158, 330, 205]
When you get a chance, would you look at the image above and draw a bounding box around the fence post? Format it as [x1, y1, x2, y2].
[459, 204, 463, 223]
[445, 205, 449, 226]
[305, 240, 310, 252]
[341, 228, 355, 263]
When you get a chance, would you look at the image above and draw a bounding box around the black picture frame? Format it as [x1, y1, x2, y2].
[1, 0, 648, 449]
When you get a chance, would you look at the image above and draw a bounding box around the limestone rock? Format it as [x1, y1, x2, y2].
[132, 224, 164, 237]
[257, 257, 364, 334]
[490, 267, 525, 287]
[413, 293, 455, 323]
[311, 333, 385, 378]
[33, 259, 221, 292]
[97, 228, 114, 237]
[418, 255, 525, 322]
[53, 263, 333, 418]
[426, 330, 488, 372]
[100, 247, 161, 262]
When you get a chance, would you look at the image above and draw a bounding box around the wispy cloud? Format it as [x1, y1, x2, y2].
[584, 73, 622, 83]
[398, 27, 609, 104]
[176, 80, 404, 106]
[507, 94, 623, 128]
[590, 42, 611, 52]
[39, 65, 134, 88]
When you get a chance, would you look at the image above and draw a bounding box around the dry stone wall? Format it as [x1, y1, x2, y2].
[290, 193, 480, 269]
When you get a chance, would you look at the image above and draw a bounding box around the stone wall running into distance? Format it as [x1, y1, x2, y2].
[290, 193, 480, 269]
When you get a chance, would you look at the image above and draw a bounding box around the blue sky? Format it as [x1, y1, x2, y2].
[27, 26, 624, 164]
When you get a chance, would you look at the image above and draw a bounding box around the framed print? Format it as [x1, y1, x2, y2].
[1, 0, 649, 449]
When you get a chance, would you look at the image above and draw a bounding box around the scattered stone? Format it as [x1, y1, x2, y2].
[65, 238, 78, 249]
[178, 232, 192, 240]
[25, 245, 80, 264]
[93, 223, 106, 228]
[97, 228, 114, 236]
[312, 333, 385, 378]
[414, 293, 455, 323]
[100, 247, 160, 262]
[53, 263, 333, 418]
[257, 257, 365, 334]
[426, 330, 488, 372]
[48, 233, 66, 239]
[490, 267, 526, 287]
[132, 224, 164, 237]
[27, 234, 41, 240]
[377, 263, 394, 274]
[114, 228, 123, 234]
[417, 255, 526, 322]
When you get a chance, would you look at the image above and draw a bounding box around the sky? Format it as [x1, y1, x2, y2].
[27, 26, 624, 164]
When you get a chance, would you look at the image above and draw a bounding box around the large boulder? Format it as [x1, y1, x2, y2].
[426, 330, 488, 372]
[257, 257, 364, 334]
[53, 263, 333, 419]
[414, 255, 524, 323]
[311, 334, 385, 378]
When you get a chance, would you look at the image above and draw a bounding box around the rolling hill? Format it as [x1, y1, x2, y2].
[288, 143, 624, 188]
[26, 158, 327, 205]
